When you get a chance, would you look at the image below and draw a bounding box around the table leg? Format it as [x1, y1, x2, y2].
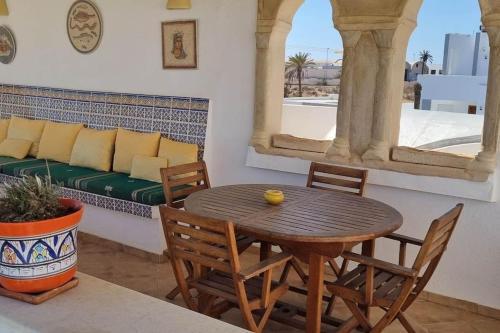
[361, 239, 375, 319]
[260, 242, 272, 260]
[306, 253, 325, 333]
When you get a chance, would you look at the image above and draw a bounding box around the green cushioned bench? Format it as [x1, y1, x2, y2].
[0, 157, 166, 207]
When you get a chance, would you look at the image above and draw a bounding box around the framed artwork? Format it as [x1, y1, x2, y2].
[162, 20, 197, 69]
[0, 25, 16, 64]
[67, 0, 103, 54]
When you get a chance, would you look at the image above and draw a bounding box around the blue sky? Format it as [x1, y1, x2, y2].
[286, 0, 482, 64]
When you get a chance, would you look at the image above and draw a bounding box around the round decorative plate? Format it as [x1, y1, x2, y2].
[67, 0, 102, 54]
[0, 26, 16, 64]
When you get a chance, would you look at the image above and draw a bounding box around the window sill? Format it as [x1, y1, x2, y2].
[246, 146, 498, 202]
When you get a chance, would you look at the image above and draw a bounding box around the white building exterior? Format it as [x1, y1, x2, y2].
[419, 31, 489, 114]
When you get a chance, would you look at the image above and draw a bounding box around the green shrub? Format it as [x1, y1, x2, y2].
[0, 175, 71, 222]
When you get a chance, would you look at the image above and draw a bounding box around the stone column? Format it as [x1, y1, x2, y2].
[251, 20, 292, 149]
[361, 30, 396, 162]
[326, 30, 361, 159]
[469, 26, 500, 173]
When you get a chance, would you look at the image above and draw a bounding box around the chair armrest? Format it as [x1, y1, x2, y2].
[385, 233, 424, 246]
[238, 252, 293, 281]
[342, 251, 418, 278]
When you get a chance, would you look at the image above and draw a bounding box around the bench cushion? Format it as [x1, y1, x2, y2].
[0, 157, 166, 206]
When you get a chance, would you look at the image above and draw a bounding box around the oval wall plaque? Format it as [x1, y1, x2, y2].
[0, 25, 16, 64]
[67, 0, 102, 54]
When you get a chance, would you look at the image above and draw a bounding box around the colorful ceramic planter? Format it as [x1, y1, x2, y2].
[0, 198, 83, 293]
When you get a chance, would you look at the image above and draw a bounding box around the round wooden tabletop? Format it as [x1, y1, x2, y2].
[184, 184, 403, 243]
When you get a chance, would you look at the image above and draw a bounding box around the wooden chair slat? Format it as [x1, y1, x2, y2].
[170, 224, 228, 246]
[169, 173, 206, 188]
[172, 237, 230, 260]
[172, 186, 205, 200]
[310, 163, 366, 179]
[174, 250, 233, 274]
[312, 175, 361, 189]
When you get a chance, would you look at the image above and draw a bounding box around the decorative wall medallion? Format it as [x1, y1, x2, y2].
[0, 26, 16, 64]
[162, 20, 197, 69]
[67, 0, 102, 54]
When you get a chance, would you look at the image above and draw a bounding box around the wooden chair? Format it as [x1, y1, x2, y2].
[326, 204, 464, 333]
[160, 161, 211, 209]
[280, 162, 368, 314]
[160, 161, 256, 300]
[160, 206, 292, 333]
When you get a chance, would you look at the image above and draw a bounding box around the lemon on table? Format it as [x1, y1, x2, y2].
[264, 190, 285, 205]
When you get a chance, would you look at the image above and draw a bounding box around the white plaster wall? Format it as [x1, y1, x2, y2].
[475, 32, 490, 76]
[444, 33, 476, 75]
[418, 74, 487, 113]
[1, 0, 499, 310]
[281, 104, 337, 140]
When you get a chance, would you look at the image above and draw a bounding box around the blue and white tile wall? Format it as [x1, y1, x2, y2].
[0, 84, 210, 217]
[0, 84, 210, 159]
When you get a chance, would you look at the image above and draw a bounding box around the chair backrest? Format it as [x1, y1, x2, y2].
[160, 206, 241, 278]
[407, 204, 463, 306]
[306, 162, 368, 196]
[160, 161, 211, 208]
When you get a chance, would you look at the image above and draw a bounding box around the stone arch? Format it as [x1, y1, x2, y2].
[253, 0, 335, 148]
[252, 0, 500, 178]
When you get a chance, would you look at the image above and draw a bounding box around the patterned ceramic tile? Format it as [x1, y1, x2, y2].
[0, 83, 210, 217]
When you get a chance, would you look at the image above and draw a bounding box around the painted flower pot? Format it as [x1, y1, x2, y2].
[0, 198, 83, 293]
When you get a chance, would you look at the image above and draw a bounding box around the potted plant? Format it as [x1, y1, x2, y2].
[0, 175, 83, 293]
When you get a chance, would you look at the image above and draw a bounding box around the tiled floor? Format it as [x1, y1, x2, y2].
[78, 237, 500, 333]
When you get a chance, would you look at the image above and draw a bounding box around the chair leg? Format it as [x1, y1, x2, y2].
[324, 294, 337, 317]
[166, 286, 181, 300]
[343, 300, 372, 332]
[166, 259, 194, 300]
[397, 312, 417, 333]
[279, 261, 293, 283]
[256, 298, 279, 333]
[336, 316, 360, 333]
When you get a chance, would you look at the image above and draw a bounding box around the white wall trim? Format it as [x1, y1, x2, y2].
[246, 147, 498, 202]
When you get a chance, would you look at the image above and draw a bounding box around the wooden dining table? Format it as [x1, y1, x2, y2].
[184, 184, 403, 333]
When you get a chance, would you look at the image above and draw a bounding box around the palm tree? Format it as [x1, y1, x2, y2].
[418, 50, 433, 74]
[285, 52, 315, 97]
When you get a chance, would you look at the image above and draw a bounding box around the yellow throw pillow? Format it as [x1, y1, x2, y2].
[113, 128, 161, 174]
[37, 121, 84, 163]
[0, 118, 10, 143]
[157, 138, 198, 167]
[7, 116, 46, 157]
[0, 138, 32, 159]
[130, 155, 169, 183]
[70, 128, 117, 171]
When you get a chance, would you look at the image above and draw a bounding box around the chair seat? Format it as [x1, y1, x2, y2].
[328, 266, 414, 307]
[189, 270, 286, 309]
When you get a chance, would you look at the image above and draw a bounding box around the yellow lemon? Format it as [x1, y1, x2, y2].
[264, 190, 285, 205]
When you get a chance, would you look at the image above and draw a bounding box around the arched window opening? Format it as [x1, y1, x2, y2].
[397, 0, 486, 160]
[279, 0, 342, 148]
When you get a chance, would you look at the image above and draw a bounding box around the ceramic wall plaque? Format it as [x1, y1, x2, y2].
[162, 20, 197, 69]
[0, 26, 16, 64]
[67, 0, 102, 54]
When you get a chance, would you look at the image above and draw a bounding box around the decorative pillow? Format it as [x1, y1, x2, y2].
[37, 121, 84, 163]
[130, 155, 169, 183]
[7, 116, 46, 157]
[158, 138, 198, 167]
[0, 118, 10, 143]
[70, 128, 117, 171]
[0, 138, 32, 159]
[113, 128, 161, 174]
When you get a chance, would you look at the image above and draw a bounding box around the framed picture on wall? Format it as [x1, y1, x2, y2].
[162, 20, 197, 69]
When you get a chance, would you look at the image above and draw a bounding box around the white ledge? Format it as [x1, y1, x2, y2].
[246, 147, 498, 202]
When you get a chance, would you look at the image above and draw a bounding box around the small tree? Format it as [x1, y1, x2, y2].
[285, 52, 315, 97]
[418, 50, 433, 74]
